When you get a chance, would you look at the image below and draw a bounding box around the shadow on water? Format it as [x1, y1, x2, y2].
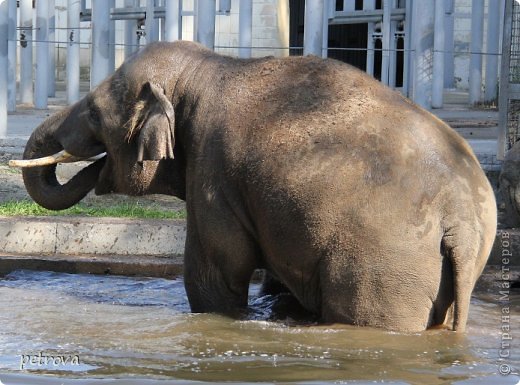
[0, 270, 518, 385]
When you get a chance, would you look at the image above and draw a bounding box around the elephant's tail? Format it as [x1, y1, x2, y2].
[441, 219, 495, 332]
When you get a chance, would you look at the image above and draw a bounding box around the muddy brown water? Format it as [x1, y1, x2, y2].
[0, 270, 518, 385]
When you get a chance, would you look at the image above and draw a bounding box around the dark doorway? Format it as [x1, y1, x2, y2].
[328, 23, 368, 72]
[395, 36, 404, 87]
[289, 0, 305, 56]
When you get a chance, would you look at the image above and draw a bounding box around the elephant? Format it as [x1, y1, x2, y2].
[12, 41, 497, 332]
[499, 141, 520, 227]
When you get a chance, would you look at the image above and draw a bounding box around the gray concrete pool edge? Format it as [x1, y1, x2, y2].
[0, 215, 518, 278]
[0, 216, 186, 277]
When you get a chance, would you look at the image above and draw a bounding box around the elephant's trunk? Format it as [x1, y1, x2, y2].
[20, 112, 106, 211]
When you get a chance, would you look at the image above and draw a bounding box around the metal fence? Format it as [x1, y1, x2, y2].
[499, 0, 520, 159]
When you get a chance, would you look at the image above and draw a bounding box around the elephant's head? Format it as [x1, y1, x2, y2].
[13, 42, 196, 210]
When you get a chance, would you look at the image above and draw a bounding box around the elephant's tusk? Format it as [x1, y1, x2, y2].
[8, 150, 107, 168]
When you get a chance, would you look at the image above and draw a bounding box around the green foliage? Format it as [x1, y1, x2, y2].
[0, 200, 186, 219]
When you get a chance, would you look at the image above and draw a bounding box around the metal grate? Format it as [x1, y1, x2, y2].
[499, 0, 520, 158]
[509, 1, 520, 83]
[507, 99, 520, 148]
[507, 1, 520, 151]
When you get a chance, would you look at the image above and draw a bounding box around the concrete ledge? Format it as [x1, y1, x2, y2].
[0, 215, 518, 279]
[0, 216, 186, 257]
[0, 138, 27, 155]
[0, 253, 184, 278]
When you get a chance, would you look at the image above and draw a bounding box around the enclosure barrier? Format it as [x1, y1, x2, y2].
[0, 0, 508, 147]
[499, 0, 520, 159]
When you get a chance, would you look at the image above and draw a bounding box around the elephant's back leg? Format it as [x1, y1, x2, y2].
[318, 238, 450, 332]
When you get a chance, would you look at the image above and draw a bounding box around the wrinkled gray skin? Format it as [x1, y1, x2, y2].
[499, 141, 520, 227]
[22, 41, 497, 332]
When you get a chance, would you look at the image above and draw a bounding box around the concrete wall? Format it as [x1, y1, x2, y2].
[182, 0, 289, 58]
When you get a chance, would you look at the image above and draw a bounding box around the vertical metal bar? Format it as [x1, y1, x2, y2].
[35, 0, 49, 109]
[7, 0, 16, 112]
[469, 0, 484, 104]
[124, 0, 138, 58]
[67, 0, 81, 104]
[365, 0, 376, 76]
[380, 0, 391, 84]
[239, 0, 252, 58]
[0, 0, 8, 137]
[303, 0, 324, 56]
[146, 0, 159, 43]
[196, 0, 216, 49]
[165, 0, 181, 41]
[321, 0, 329, 58]
[484, 0, 503, 102]
[403, 0, 412, 97]
[48, 0, 56, 97]
[498, 0, 513, 160]
[432, 0, 445, 108]
[20, 0, 33, 105]
[91, 0, 111, 89]
[109, 0, 116, 70]
[443, 0, 454, 88]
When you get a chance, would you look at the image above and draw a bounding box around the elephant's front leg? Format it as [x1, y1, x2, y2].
[183, 213, 259, 317]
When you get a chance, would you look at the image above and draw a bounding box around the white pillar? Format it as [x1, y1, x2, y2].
[165, 0, 181, 42]
[7, 0, 16, 112]
[124, 0, 138, 58]
[343, 0, 354, 11]
[303, 0, 324, 56]
[146, 0, 159, 44]
[469, 0, 484, 104]
[411, 0, 434, 108]
[443, 0, 454, 88]
[0, 0, 8, 137]
[484, 0, 503, 102]
[19, 0, 33, 105]
[196, 0, 216, 49]
[91, 0, 111, 88]
[380, 0, 391, 84]
[67, 0, 81, 104]
[432, 0, 445, 108]
[388, 21, 397, 87]
[34, 0, 49, 109]
[239, 0, 253, 58]
[365, 0, 376, 76]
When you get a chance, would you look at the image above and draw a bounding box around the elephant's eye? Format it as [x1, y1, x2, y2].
[86, 98, 102, 126]
[88, 107, 101, 125]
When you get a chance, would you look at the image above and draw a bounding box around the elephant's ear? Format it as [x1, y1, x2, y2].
[128, 82, 175, 162]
